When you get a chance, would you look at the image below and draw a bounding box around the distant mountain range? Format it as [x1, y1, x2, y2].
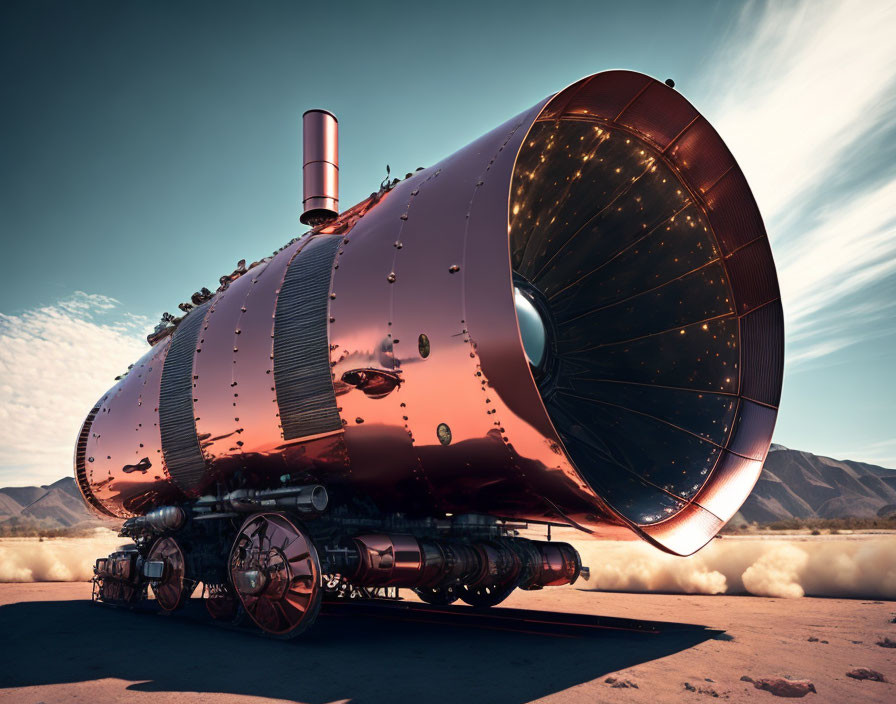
[1, 445, 894, 531]
[735, 444, 896, 523]
[0, 477, 103, 530]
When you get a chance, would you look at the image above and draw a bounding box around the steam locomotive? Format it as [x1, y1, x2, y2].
[76, 70, 784, 637]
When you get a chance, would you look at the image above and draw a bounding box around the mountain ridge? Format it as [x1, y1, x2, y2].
[737, 445, 896, 523]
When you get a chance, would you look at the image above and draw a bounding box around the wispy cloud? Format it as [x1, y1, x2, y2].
[699, 0, 896, 369]
[0, 294, 151, 486]
[830, 439, 896, 468]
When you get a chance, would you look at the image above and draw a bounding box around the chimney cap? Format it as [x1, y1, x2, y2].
[303, 108, 338, 120]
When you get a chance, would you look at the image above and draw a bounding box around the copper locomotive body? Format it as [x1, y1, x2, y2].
[80, 71, 783, 637]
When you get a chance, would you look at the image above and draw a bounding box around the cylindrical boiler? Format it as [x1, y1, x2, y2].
[75, 70, 783, 557]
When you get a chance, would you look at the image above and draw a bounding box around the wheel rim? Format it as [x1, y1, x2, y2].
[229, 513, 321, 637]
[414, 583, 460, 606]
[458, 540, 521, 608]
[458, 579, 518, 608]
[148, 537, 187, 611]
[206, 583, 242, 622]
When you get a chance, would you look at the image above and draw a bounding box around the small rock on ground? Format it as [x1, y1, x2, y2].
[846, 668, 887, 682]
[684, 681, 721, 697]
[605, 676, 638, 689]
[741, 676, 816, 698]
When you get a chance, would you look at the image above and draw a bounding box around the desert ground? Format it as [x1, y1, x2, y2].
[0, 579, 893, 704]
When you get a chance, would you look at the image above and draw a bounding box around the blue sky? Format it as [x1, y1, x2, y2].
[1, 0, 894, 485]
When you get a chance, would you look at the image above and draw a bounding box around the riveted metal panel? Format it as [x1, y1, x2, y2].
[193, 269, 259, 477]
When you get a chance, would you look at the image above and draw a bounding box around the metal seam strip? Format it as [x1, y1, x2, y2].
[274, 235, 343, 440]
[158, 301, 213, 492]
[74, 402, 116, 517]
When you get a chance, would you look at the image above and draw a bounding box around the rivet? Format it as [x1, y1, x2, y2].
[449, 265, 460, 273]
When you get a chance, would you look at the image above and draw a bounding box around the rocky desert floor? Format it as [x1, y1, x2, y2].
[0, 581, 893, 704]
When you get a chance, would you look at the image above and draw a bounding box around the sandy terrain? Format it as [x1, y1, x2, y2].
[0, 581, 893, 704]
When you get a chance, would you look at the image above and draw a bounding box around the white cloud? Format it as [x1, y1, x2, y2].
[705, 0, 896, 223]
[699, 0, 896, 369]
[0, 294, 151, 487]
[830, 438, 896, 468]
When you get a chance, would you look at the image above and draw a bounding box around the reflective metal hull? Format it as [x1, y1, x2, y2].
[75, 71, 783, 556]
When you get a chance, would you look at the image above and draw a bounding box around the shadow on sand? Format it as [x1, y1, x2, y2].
[0, 598, 719, 703]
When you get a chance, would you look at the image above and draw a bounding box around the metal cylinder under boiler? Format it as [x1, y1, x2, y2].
[346, 533, 580, 590]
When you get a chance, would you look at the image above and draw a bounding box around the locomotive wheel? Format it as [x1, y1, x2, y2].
[458, 579, 519, 608]
[459, 540, 521, 608]
[148, 537, 190, 611]
[229, 513, 322, 639]
[414, 583, 460, 606]
[206, 583, 244, 623]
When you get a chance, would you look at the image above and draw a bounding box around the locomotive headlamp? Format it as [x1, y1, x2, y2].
[513, 285, 548, 369]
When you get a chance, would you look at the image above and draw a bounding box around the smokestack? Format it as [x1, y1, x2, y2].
[300, 109, 339, 226]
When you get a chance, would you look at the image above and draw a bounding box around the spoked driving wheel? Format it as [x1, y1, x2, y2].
[229, 513, 322, 639]
[148, 537, 190, 611]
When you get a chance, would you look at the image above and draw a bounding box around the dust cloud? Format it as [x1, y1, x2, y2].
[0, 531, 124, 582]
[1, 531, 894, 600]
[576, 535, 896, 599]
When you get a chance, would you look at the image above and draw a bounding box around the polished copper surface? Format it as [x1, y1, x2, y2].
[84, 338, 184, 518]
[76, 70, 783, 557]
[96, 552, 141, 603]
[205, 583, 241, 622]
[350, 534, 425, 587]
[229, 512, 322, 636]
[527, 541, 581, 588]
[301, 109, 339, 225]
[148, 536, 188, 611]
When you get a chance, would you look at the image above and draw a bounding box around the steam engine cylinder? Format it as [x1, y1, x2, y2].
[343, 534, 581, 590]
